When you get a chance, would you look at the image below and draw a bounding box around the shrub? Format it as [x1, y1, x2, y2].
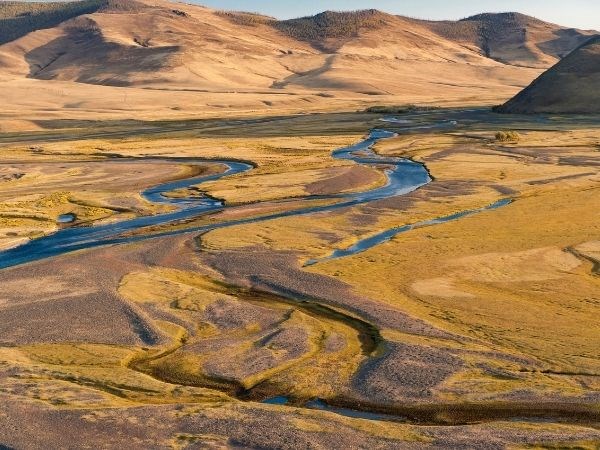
[495, 131, 521, 142]
[215, 11, 275, 27]
[365, 105, 440, 114]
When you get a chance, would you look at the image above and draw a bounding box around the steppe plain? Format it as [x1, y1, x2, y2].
[0, 1, 599, 449]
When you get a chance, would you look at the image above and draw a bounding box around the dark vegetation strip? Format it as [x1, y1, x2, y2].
[223, 284, 383, 356]
[566, 247, 600, 276]
[2, 109, 600, 146]
[0, 0, 104, 45]
[308, 397, 600, 426]
[52, 373, 159, 397]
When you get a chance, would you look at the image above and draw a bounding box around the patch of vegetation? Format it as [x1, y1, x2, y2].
[215, 11, 275, 27]
[133, 36, 151, 48]
[518, 442, 599, 450]
[420, 19, 481, 44]
[495, 130, 521, 142]
[426, 12, 544, 59]
[171, 9, 188, 18]
[0, 0, 103, 45]
[461, 13, 540, 58]
[365, 104, 440, 114]
[99, 0, 146, 13]
[274, 9, 388, 43]
[218, 9, 389, 43]
[0, 0, 148, 45]
[462, 12, 540, 28]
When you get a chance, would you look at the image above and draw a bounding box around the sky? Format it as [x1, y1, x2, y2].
[190, 0, 600, 30]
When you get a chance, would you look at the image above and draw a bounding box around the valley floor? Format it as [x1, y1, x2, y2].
[0, 108, 599, 448]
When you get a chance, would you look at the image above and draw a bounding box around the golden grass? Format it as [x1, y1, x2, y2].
[117, 267, 367, 398]
[0, 158, 202, 248]
[196, 125, 600, 399]
[0, 344, 231, 408]
[0, 112, 598, 444]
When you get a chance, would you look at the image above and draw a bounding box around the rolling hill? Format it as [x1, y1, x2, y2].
[422, 12, 593, 68]
[0, 1, 594, 89]
[0, 0, 596, 125]
[497, 35, 600, 113]
[0, 0, 104, 45]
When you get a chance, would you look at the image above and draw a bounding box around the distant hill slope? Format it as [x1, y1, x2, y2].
[0, 1, 151, 45]
[0, 0, 104, 45]
[0, 1, 595, 102]
[0, 0, 309, 89]
[235, 9, 594, 66]
[244, 9, 594, 64]
[497, 36, 600, 113]
[271, 10, 390, 52]
[422, 12, 594, 68]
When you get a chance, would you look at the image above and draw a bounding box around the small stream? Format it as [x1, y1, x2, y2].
[305, 198, 513, 266]
[0, 160, 252, 269]
[263, 396, 408, 423]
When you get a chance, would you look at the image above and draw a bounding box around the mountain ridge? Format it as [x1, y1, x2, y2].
[1, 2, 595, 66]
[0, 0, 597, 119]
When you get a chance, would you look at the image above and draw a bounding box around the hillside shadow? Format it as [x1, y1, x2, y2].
[538, 28, 597, 59]
[271, 55, 337, 90]
[24, 17, 179, 86]
[0, 0, 103, 45]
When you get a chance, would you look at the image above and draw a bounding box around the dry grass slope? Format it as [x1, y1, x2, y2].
[0, 0, 595, 114]
[423, 12, 594, 67]
[498, 35, 600, 113]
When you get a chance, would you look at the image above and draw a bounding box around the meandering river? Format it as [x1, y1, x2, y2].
[0, 129, 433, 269]
[0, 122, 512, 270]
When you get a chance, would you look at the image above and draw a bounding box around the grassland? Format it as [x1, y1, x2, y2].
[0, 157, 212, 250]
[0, 109, 598, 448]
[197, 113, 600, 405]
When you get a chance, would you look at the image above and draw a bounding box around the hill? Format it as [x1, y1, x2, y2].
[0, 0, 102, 45]
[271, 10, 390, 52]
[0, 1, 596, 124]
[0, 0, 147, 45]
[497, 35, 600, 113]
[0, 5, 541, 88]
[0, 0, 313, 89]
[422, 12, 593, 68]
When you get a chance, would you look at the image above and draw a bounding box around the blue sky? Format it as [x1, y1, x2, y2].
[190, 0, 600, 30]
